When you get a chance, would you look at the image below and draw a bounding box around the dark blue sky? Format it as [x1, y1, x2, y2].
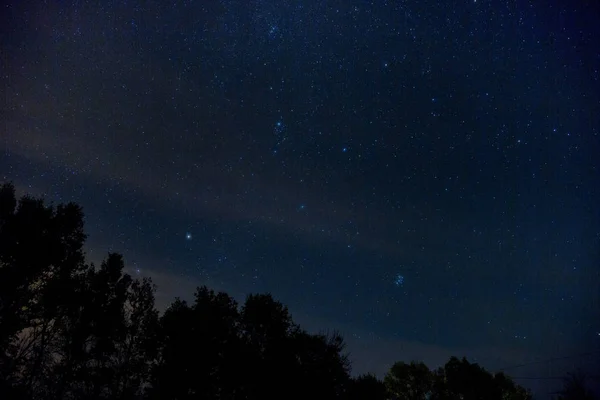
[2, 0, 599, 397]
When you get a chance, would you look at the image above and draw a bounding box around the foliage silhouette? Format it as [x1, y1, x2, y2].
[555, 370, 596, 400]
[348, 374, 387, 400]
[429, 357, 532, 400]
[385, 360, 433, 400]
[0, 184, 533, 400]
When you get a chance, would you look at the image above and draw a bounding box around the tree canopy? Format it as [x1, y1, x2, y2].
[0, 183, 542, 400]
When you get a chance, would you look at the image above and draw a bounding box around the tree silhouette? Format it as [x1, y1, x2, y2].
[348, 374, 387, 400]
[492, 372, 532, 400]
[112, 277, 159, 399]
[430, 357, 532, 400]
[384, 360, 433, 400]
[380, 356, 532, 400]
[0, 184, 158, 400]
[55, 253, 158, 400]
[0, 184, 534, 400]
[0, 183, 88, 398]
[148, 287, 245, 400]
[240, 293, 299, 398]
[555, 370, 596, 400]
[290, 329, 351, 399]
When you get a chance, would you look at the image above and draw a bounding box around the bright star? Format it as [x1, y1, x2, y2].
[185, 232, 192, 240]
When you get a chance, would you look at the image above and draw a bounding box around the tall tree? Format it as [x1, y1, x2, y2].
[0, 183, 87, 398]
[556, 370, 596, 400]
[290, 330, 351, 399]
[148, 286, 243, 400]
[384, 360, 433, 400]
[430, 357, 531, 400]
[347, 374, 387, 400]
[1, 185, 160, 400]
[493, 372, 533, 400]
[240, 293, 298, 399]
[112, 277, 159, 400]
[46, 253, 157, 400]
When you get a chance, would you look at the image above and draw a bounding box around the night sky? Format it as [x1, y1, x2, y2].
[2, 0, 599, 397]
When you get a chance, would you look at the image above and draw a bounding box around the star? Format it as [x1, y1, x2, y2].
[185, 232, 192, 240]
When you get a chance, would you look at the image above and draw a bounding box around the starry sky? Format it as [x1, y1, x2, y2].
[2, 0, 599, 397]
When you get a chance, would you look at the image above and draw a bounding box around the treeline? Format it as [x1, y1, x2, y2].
[0, 182, 538, 399]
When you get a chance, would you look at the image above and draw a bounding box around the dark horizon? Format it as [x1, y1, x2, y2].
[2, 0, 599, 398]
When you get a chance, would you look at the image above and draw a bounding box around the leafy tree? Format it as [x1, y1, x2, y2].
[380, 357, 531, 400]
[347, 374, 387, 400]
[384, 360, 433, 400]
[239, 293, 298, 399]
[148, 287, 243, 400]
[0, 184, 159, 400]
[0, 183, 87, 398]
[112, 277, 159, 399]
[240, 293, 295, 352]
[290, 329, 351, 399]
[493, 372, 533, 400]
[53, 253, 158, 400]
[430, 357, 531, 400]
[442, 357, 494, 400]
[555, 370, 596, 400]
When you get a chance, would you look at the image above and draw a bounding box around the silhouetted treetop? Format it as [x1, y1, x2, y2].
[0, 185, 535, 400]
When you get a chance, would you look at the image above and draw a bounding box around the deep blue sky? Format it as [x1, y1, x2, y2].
[2, 0, 599, 397]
